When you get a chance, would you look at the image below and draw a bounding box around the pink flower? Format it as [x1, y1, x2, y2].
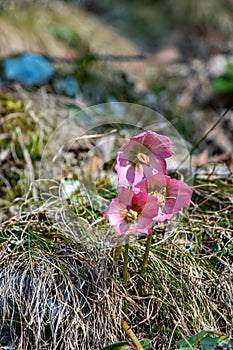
[105, 187, 159, 236]
[134, 174, 192, 222]
[115, 131, 174, 187]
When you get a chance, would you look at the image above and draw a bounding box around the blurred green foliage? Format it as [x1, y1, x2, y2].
[177, 330, 232, 350]
[210, 63, 233, 93]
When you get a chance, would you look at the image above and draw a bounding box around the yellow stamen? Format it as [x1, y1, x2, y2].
[120, 208, 128, 218]
[126, 209, 139, 222]
[153, 187, 167, 207]
[137, 152, 150, 166]
[120, 208, 139, 223]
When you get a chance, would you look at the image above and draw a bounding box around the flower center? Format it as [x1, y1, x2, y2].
[153, 187, 167, 207]
[120, 207, 139, 223]
[125, 208, 139, 223]
[137, 152, 150, 166]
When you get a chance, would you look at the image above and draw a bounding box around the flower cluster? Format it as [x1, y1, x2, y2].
[106, 131, 192, 236]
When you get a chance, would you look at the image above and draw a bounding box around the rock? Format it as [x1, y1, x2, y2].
[207, 54, 227, 77]
[4, 52, 54, 84]
[54, 76, 79, 97]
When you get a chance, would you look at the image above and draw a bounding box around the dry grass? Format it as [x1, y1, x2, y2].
[0, 172, 232, 349]
[0, 214, 123, 350]
[0, 92, 232, 348]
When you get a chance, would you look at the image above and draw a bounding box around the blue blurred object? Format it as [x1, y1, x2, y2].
[4, 52, 54, 85]
[107, 96, 125, 118]
[54, 76, 79, 97]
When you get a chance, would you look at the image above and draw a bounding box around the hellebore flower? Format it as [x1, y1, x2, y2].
[115, 131, 174, 187]
[105, 187, 159, 235]
[134, 174, 192, 222]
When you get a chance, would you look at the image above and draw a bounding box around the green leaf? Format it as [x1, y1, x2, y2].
[140, 339, 151, 349]
[210, 77, 233, 93]
[217, 335, 228, 343]
[99, 339, 152, 350]
[177, 330, 218, 348]
[199, 336, 218, 350]
[48, 25, 80, 49]
[99, 341, 132, 350]
[176, 338, 193, 349]
[225, 63, 233, 77]
[210, 62, 233, 92]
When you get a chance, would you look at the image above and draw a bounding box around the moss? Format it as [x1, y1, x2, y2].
[0, 92, 49, 205]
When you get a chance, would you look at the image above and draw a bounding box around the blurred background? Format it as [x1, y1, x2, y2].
[0, 0, 233, 163]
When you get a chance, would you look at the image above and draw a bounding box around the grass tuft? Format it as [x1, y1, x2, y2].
[0, 171, 232, 349]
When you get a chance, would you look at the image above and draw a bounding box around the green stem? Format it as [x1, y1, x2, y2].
[122, 242, 129, 290]
[121, 319, 144, 350]
[114, 245, 122, 266]
[137, 233, 153, 295]
[122, 241, 129, 315]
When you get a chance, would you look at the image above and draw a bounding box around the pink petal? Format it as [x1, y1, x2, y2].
[105, 197, 125, 226]
[126, 163, 144, 187]
[157, 212, 174, 222]
[135, 173, 169, 193]
[115, 161, 131, 187]
[117, 139, 146, 162]
[148, 155, 167, 174]
[137, 215, 154, 233]
[137, 221, 153, 234]
[105, 188, 159, 236]
[136, 193, 159, 234]
[134, 174, 192, 222]
[132, 191, 149, 208]
[118, 187, 134, 206]
[162, 179, 192, 215]
[116, 158, 144, 187]
[157, 179, 192, 222]
[118, 221, 138, 235]
[133, 178, 148, 193]
[115, 131, 174, 187]
[132, 131, 174, 159]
